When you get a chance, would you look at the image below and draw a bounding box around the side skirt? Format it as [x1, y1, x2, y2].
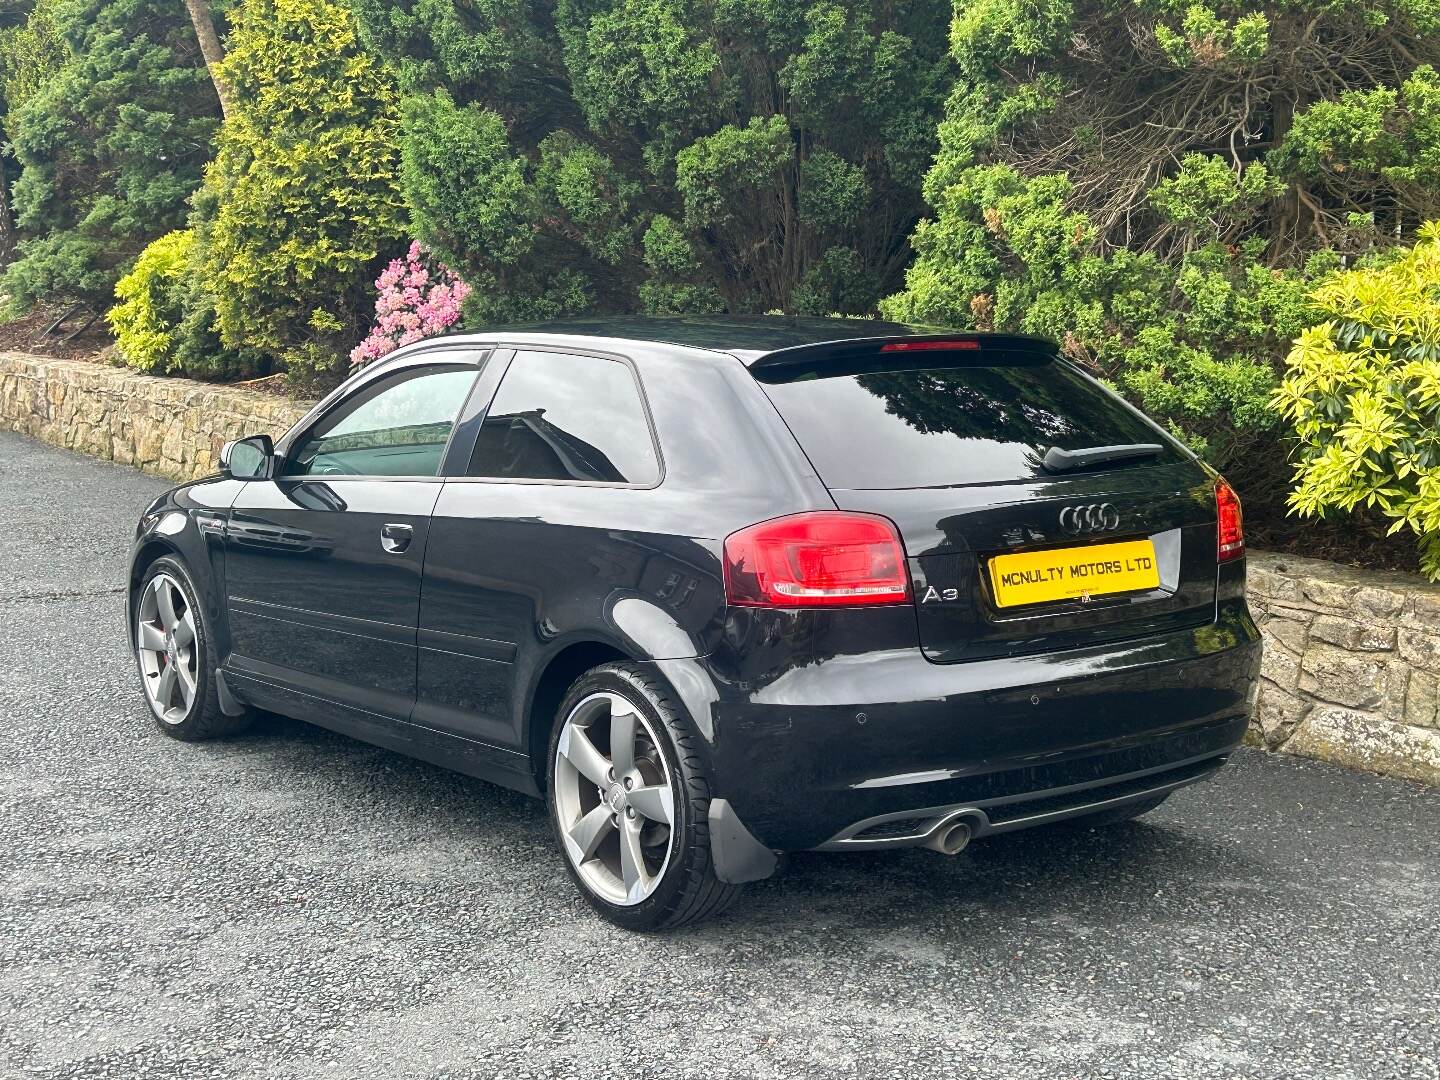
[224, 669, 541, 797]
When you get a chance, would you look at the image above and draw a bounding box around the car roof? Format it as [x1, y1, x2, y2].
[412, 315, 1056, 366]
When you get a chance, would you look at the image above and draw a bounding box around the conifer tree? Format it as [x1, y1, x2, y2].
[2, 0, 219, 312]
[352, 0, 953, 322]
[881, 0, 1440, 483]
[189, 0, 405, 383]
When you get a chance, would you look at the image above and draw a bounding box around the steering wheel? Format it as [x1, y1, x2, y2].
[309, 457, 360, 476]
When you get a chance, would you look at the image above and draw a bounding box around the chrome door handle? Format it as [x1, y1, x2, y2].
[380, 523, 413, 554]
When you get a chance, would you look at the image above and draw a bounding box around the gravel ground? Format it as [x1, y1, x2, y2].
[2, 429, 1438, 1080]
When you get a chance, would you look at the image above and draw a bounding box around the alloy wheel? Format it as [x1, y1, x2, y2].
[553, 692, 676, 906]
[136, 573, 199, 725]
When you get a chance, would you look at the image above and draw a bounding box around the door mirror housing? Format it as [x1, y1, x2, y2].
[221, 434, 275, 480]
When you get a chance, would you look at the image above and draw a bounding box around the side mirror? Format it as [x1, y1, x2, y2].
[221, 434, 275, 480]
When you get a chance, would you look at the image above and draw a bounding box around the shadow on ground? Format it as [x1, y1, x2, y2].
[226, 707, 1254, 937]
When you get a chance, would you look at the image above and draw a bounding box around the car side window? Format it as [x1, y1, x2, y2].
[466, 351, 660, 485]
[283, 365, 479, 478]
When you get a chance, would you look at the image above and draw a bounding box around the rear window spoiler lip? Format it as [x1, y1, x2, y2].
[745, 332, 1061, 374]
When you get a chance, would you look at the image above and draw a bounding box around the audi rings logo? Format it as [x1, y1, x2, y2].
[1059, 502, 1120, 535]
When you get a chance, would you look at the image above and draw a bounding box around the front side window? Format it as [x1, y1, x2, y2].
[466, 351, 659, 485]
[284, 366, 479, 478]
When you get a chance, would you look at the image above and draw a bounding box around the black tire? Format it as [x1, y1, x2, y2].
[134, 556, 252, 741]
[1066, 792, 1171, 828]
[546, 662, 741, 931]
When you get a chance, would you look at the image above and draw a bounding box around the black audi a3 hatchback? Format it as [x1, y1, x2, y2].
[128, 317, 1261, 929]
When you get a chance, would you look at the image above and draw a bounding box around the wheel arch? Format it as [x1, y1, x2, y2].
[131, 538, 178, 583]
[127, 539, 182, 639]
[127, 531, 228, 661]
[525, 639, 637, 792]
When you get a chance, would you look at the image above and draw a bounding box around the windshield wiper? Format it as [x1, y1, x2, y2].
[1042, 442, 1164, 474]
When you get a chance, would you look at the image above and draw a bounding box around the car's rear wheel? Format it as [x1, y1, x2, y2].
[547, 663, 740, 931]
[134, 556, 251, 740]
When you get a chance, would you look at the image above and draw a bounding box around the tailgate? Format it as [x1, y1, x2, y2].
[750, 334, 1221, 663]
[831, 462, 1219, 662]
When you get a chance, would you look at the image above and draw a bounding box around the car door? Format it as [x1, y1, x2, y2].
[222, 353, 486, 722]
[413, 347, 665, 752]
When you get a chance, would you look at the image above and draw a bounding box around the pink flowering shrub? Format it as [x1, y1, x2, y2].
[349, 242, 473, 366]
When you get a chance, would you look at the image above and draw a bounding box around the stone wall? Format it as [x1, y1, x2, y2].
[1249, 551, 1440, 785]
[0, 352, 311, 482]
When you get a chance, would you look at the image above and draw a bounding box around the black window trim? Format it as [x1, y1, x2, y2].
[274, 348, 493, 484]
[440, 342, 667, 491]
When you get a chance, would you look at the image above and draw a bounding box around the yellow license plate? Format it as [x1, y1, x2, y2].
[988, 539, 1159, 609]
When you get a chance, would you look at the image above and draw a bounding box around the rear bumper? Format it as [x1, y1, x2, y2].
[671, 604, 1260, 853]
[815, 748, 1228, 851]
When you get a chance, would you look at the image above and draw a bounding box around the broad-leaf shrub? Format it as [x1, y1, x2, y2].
[350, 242, 472, 366]
[1273, 223, 1440, 580]
[107, 229, 267, 379]
[108, 231, 193, 373]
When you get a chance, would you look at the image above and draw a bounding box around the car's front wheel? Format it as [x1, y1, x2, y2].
[547, 663, 740, 931]
[134, 556, 251, 740]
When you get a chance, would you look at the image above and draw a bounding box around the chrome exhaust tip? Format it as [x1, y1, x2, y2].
[922, 817, 972, 856]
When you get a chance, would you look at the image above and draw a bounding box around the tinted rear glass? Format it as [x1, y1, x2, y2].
[758, 354, 1182, 489]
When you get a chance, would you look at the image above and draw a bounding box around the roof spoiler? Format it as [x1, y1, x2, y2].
[746, 333, 1060, 377]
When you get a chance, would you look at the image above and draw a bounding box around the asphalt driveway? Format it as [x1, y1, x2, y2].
[1, 429, 1438, 1080]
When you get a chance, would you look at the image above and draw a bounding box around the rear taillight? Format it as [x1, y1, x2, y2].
[723, 512, 910, 607]
[1216, 478, 1244, 562]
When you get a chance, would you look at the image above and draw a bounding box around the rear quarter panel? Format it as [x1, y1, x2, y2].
[416, 343, 835, 756]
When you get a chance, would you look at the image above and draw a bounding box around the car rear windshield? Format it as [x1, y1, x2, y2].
[756, 352, 1183, 490]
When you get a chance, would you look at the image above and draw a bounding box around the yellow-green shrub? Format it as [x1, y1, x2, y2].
[108, 231, 194, 373]
[192, 0, 405, 387]
[107, 230, 268, 380]
[1272, 223, 1440, 580]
